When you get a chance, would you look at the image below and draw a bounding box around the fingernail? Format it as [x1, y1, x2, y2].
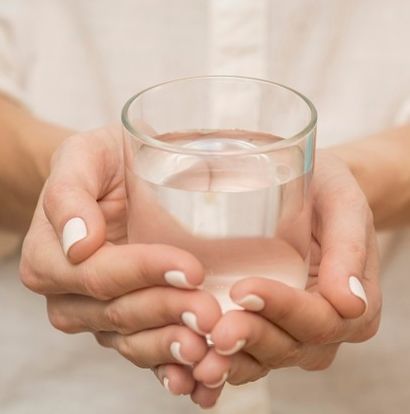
[349, 276, 368, 310]
[170, 341, 193, 366]
[181, 312, 207, 336]
[162, 376, 180, 396]
[205, 334, 214, 346]
[62, 217, 87, 255]
[236, 294, 265, 311]
[165, 270, 197, 289]
[216, 339, 246, 356]
[163, 376, 171, 392]
[204, 372, 229, 389]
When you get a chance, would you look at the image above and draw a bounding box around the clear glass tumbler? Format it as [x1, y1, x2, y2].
[122, 76, 317, 312]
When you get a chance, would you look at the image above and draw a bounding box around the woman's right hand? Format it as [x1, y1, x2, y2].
[19, 127, 223, 408]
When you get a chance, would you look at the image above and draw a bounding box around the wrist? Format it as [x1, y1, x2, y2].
[326, 127, 410, 229]
[19, 116, 74, 184]
[0, 96, 74, 231]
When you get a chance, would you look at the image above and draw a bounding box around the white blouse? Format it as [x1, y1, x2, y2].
[0, 1, 409, 413]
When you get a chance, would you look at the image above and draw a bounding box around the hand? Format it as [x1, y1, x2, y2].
[191, 150, 381, 389]
[19, 127, 223, 407]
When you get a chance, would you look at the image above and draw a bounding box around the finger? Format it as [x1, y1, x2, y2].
[314, 165, 371, 318]
[210, 311, 301, 368]
[346, 229, 382, 343]
[198, 334, 338, 382]
[21, 239, 204, 298]
[43, 131, 120, 263]
[192, 348, 231, 388]
[211, 311, 341, 371]
[190, 382, 224, 410]
[95, 325, 208, 368]
[230, 277, 346, 343]
[192, 348, 266, 388]
[153, 364, 196, 396]
[226, 352, 270, 385]
[46, 287, 221, 335]
[297, 343, 340, 371]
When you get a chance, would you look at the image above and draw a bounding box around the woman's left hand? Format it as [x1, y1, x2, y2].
[188, 150, 381, 408]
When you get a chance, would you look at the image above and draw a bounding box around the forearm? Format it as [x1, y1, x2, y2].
[329, 125, 410, 229]
[0, 96, 73, 232]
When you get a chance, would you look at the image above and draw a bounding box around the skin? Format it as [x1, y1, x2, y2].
[194, 152, 381, 393]
[3, 91, 408, 408]
[328, 125, 410, 229]
[19, 127, 222, 404]
[0, 96, 72, 232]
[19, 127, 382, 409]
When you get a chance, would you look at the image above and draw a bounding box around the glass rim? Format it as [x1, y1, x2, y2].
[121, 75, 317, 156]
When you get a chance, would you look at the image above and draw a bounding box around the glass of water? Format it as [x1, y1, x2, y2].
[122, 76, 317, 312]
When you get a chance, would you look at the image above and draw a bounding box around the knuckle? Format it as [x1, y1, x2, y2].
[83, 274, 106, 299]
[19, 255, 43, 293]
[104, 302, 129, 334]
[300, 347, 338, 371]
[116, 338, 130, 357]
[116, 337, 140, 364]
[47, 305, 76, 334]
[302, 356, 334, 371]
[306, 324, 341, 345]
[354, 317, 381, 342]
[367, 317, 381, 339]
[273, 343, 302, 368]
[94, 333, 107, 347]
[81, 262, 112, 300]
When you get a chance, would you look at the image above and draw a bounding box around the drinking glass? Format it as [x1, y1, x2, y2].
[122, 76, 317, 312]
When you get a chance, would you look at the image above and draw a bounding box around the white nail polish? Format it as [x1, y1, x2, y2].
[181, 312, 207, 336]
[163, 377, 181, 396]
[216, 339, 246, 356]
[62, 217, 87, 255]
[236, 294, 265, 311]
[349, 276, 368, 309]
[170, 341, 193, 366]
[163, 376, 171, 392]
[206, 334, 214, 346]
[204, 372, 229, 389]
[164, 270, 196, 289]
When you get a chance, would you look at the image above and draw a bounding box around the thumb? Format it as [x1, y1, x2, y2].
[42, 133, 113, 264]
[315, 186, 370, 319]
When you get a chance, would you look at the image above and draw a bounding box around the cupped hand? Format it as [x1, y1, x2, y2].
[19, 127, 222, 407]
[192, 150, 381, 388]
